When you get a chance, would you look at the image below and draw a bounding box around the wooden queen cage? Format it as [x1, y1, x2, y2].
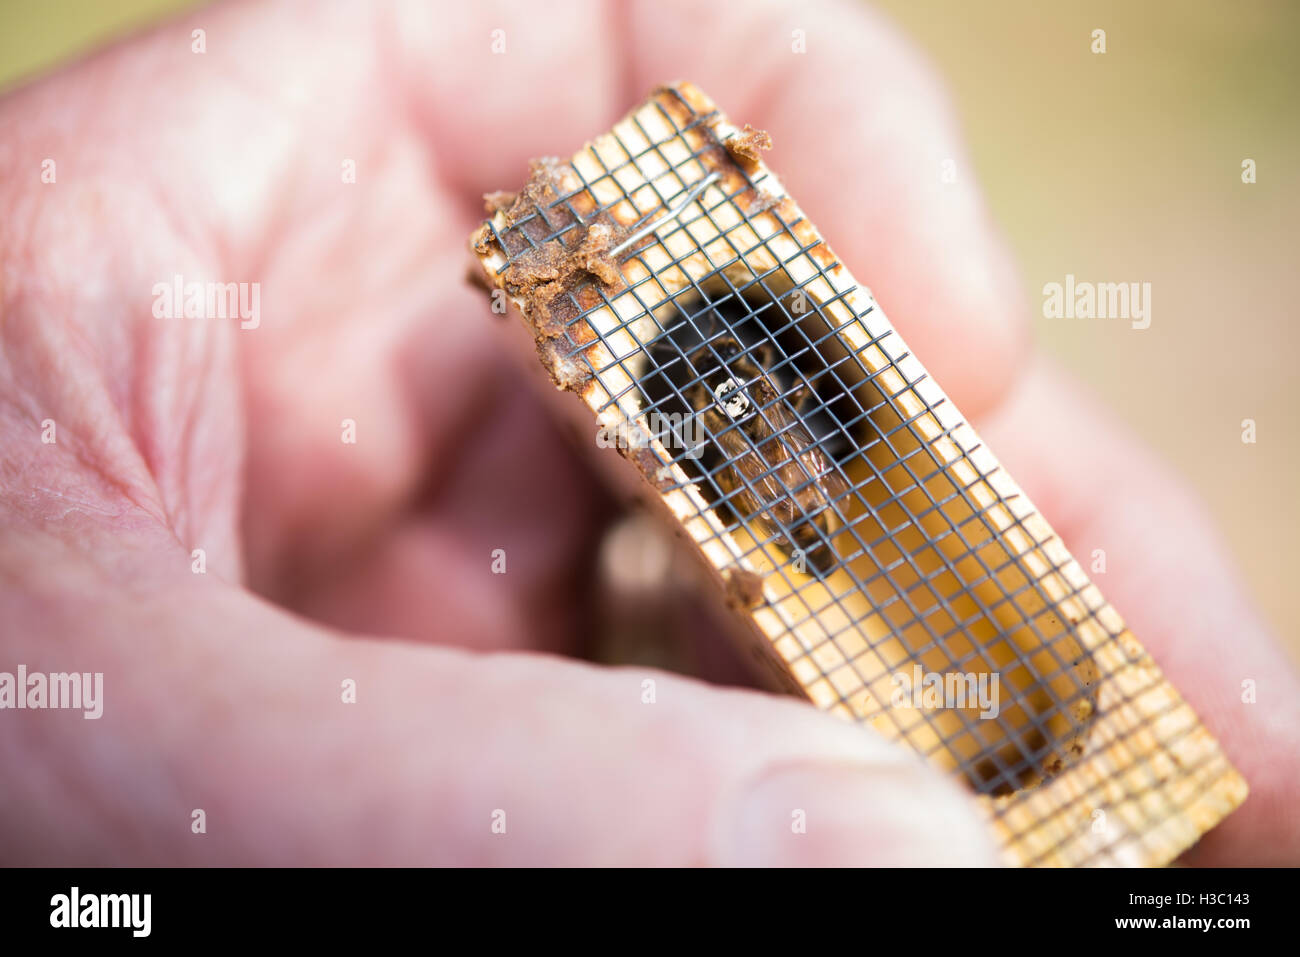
[469, 82, 1246, 866]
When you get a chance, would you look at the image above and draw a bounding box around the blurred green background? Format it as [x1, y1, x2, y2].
[2, 0, 1295, 660]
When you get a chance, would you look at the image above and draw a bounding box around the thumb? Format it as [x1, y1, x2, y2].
[3, 557, 996, 866]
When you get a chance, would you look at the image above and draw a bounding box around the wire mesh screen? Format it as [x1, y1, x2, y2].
[470, 83, 1246, 866]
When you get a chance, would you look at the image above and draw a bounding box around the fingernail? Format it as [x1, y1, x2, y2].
[716, 761, 998, 867]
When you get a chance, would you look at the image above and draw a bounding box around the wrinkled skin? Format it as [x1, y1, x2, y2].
[0, 0, 1294, 864]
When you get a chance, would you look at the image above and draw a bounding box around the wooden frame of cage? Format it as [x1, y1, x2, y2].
[469, 82, 1246, 866]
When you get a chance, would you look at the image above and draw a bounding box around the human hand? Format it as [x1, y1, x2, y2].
[0, 0, 1293, 865]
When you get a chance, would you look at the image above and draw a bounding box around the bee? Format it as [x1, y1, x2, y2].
[684, 335, 850, 573]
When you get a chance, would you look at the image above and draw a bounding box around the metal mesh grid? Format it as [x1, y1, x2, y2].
[476, 84, 1244, 866]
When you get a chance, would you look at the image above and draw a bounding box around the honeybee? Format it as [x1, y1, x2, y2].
[684, 335, 850, 573]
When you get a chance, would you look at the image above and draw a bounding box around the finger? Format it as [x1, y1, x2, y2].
[282, 367, 619, 654]
[625, 0, 1031, 418]
[0, 560, 997, 866]
[389, 0, 626, 203]
[0, 1, 622, 651]
[977, 355, 1300, 865]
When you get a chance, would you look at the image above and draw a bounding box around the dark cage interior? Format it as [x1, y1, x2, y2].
[592, 264, 1098, 796]
[644, 293, 854, 575]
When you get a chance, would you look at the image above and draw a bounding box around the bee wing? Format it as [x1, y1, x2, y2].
[811, 456, 851, 531]
[742, 402, 821, 525]
[809, 440, 850, 500]
[763, 407, 820, 477]
[716, 435, 798, 526]
[772, 413, 851, 524]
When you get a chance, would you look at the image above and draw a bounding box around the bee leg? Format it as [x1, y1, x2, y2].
[786, 378, 814, 414]
[775, 362, 817, 416]
[752, 340, 778, 369]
